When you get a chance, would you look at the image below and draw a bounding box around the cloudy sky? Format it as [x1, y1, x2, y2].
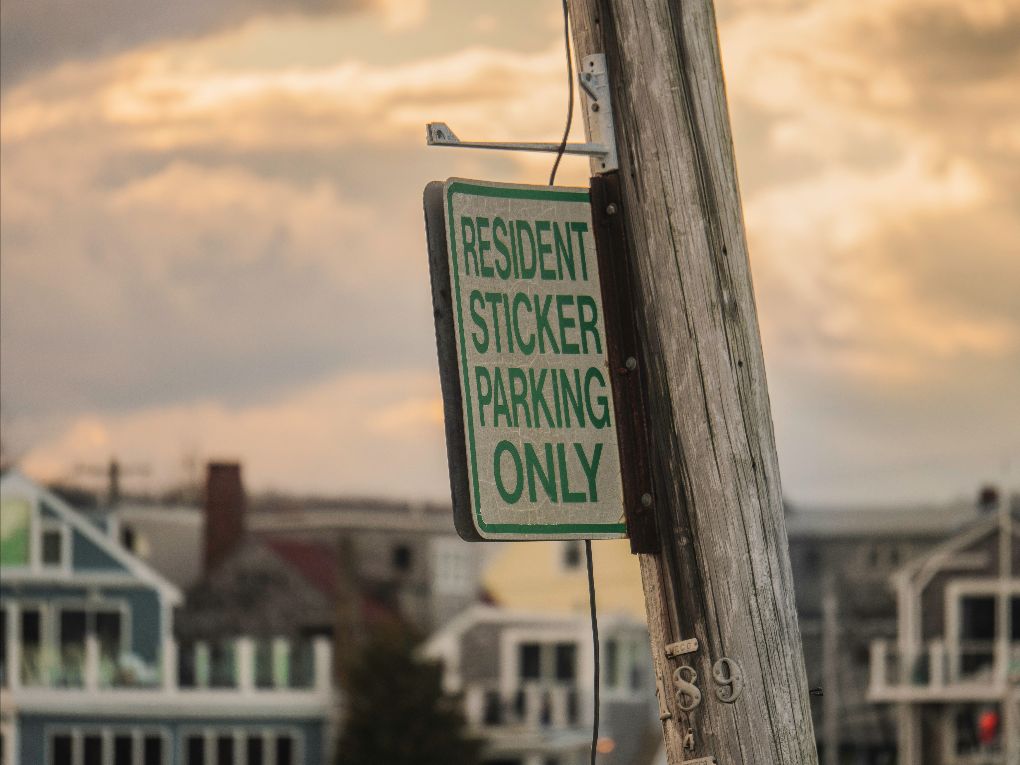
[2, 0, 1017, 506]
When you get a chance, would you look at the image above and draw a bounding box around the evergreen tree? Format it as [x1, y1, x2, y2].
[335, 627, 482, 765]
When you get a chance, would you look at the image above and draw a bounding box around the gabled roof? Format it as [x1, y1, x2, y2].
[263, 537, 339, 599]
[785, 499, 983, 538]
[0, 470, 183, 605]
[175, 538, 334, 639]
[892, 507, 1018, 586]
[422, 603, 646, 660]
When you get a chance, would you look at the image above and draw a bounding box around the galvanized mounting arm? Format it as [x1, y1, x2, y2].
[425, 54, 619, 174]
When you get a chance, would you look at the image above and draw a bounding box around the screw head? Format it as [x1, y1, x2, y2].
[606, 203, 618, 215]
[591, 103, 600, 112]
[624, 356, 637, 371]
[641, 493, 653, 508]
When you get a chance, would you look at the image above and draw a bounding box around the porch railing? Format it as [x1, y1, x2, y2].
[5, 635, 331, 695]
[869, 639, 1019, 698]
[463, 682, 583, 731]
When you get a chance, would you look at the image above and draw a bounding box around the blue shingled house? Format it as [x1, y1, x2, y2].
[1, 471, 335, 765]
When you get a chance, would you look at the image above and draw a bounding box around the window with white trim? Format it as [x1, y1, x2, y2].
[602, 636, 645, 694]
[47, 728, 168, 765]
[39, 520, 67, 569]
[959, 595, 997, 678]
[517, 641, 578, 683]
[20, 606, 44, 686]
[182, 729, 302, 765]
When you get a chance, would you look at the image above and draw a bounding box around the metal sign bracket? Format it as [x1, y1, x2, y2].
[426, 54, 619, 173]
[590, 173, 659, 553]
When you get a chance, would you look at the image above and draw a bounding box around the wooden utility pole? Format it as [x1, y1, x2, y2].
[567, 1, 819, 762]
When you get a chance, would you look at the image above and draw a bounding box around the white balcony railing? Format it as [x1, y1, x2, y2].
[3, 635, 332, 696]
[464, 682, 583, 732]
[869, 639, 1020, 702]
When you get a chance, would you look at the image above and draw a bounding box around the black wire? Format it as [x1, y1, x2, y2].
[549, 0, 574, 186]
[552, 5, 596, 760]
[585, 540, 600, 765]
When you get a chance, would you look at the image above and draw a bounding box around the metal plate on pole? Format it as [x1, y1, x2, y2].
[425, 178, 627, 541]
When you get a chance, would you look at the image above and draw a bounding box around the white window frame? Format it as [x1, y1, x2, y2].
[54, 599, 131, 653]
[44, 726, 171, 765]
[600, 631, 648, 701]
[0, 494, 73, 576]
[49, 598, 131, 689]
[179, 726, 304, 765]
[16, 600, 49, 687]
[945, 579, 1020, 684]
[502, 631, 584, 691]
[38, 518, 71, 573]
[430, 537, 474, 596]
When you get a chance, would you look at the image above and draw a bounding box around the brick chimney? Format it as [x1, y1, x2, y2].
[204, 462, 246, 572]
[978, 485, 1000, 514]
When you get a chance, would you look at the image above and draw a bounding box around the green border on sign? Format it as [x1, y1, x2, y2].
[445, 180, 627, 537]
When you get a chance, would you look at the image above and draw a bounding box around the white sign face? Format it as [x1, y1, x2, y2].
[443, 179, 625, 540]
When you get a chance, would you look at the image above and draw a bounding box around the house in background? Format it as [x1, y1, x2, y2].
[247, 493, 486, 635]
[482, 539, 646, 622]
[868, 502, 1019, 765]
[785, 496, 992, 765]
[0, 471, 334, 765]
[103, 503, 204, 591]
[487, 495, 1011, 765]
[422, 606, 659, 765]
[86, 462, 488, 641]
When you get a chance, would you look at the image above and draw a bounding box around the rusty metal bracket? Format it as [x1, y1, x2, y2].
[665, 638, 699, 658]
[590, 172, 659, 553]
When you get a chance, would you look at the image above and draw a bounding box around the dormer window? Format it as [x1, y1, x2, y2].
[41, 523, 65, 568]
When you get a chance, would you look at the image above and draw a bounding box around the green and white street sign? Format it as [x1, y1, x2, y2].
[425, 179, 626, 541]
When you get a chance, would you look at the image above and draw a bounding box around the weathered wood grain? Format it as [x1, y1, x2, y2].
[567, 0, 819, 762]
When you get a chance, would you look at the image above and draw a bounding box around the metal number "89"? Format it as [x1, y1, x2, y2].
[672, 657, 744, 712]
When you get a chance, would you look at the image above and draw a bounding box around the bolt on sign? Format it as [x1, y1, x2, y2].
[425, 179, 627, 541]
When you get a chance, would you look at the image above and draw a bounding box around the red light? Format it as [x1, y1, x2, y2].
[978, 710, 999, 744]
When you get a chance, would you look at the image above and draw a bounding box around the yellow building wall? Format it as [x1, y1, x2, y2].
[482, 538, 648, 621]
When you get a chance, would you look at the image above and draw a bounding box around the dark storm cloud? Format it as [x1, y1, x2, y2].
[0, 0, 367, 88]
